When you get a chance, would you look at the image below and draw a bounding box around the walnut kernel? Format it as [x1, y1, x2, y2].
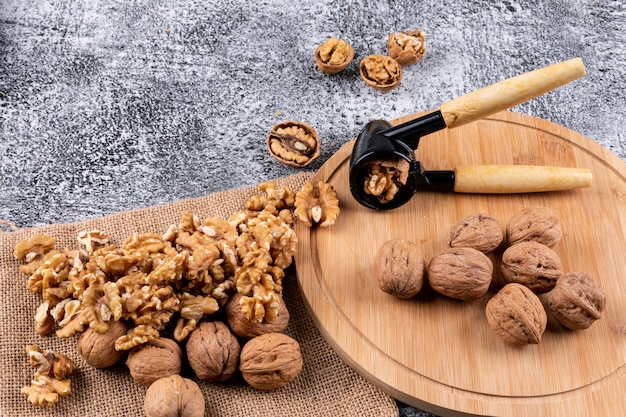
[362, 157, 411, 204]
[314, 37, 354, 74]
[448, 213, 503, 252]
[486, 283, 547, 346]
[387, 30, 426, 66]
[374, 238, 425, 298]
[21, 345, 75, 407]
[427, 247, 493, 301]
[547, 272, 606, 330]
[359, 54, 402, 91]
[144, 375, 205, 417]
[501, 241, 563, 293]
[506, 206, 562, 247]
[294, 180, 340, 227]
[267, 121, 320, 167]
[239, 333, 303, 390]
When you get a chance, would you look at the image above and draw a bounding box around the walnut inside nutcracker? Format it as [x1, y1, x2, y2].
[374, 238, 425, 298]
[144, 375, 205, 417]
[359, 54, 402, 91]
[427, 247, 493, 301]
[486, 282, 547, 346]
[267, 121, 320, 167]
[387, 30, 426, 66]
[362, 157, 410, 204]
[314, 37, 354, 74]
[547, 272, 606, 330]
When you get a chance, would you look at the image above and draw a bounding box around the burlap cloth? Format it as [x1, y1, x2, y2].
[0, 172, 398, 417]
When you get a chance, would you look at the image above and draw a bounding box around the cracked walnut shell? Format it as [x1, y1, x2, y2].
[387, 30, 426, 66]
[448, 213, 503, 253]
[267, 121, 320, 167]
[374, 239, 425, 298]
[486, 283, 547, 346]
[501, 241, 563, 294]
[126, 337, 182, 387]
[427, 247, 493, 301]
[506, 206, 562, 247]
[144, 375, 205, 417]
[239, 333, 303, 390]
[359, 54, 402, 91]
[186, 321, 240, 382]
[314, 37, 354, 74]
[295, 180, 340, 227]
[547, 272, 606, 330]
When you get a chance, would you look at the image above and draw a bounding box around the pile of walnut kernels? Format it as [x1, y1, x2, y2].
[375, 206, 607, 346]
[14, 179, 340, 414]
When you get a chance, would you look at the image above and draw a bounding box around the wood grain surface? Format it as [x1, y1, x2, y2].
[294, 111, 626, 417]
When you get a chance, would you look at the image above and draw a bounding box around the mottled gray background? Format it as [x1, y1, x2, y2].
[1, 1, 625, 416]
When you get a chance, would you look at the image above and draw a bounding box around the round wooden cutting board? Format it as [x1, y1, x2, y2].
[294, 111, 626, 417]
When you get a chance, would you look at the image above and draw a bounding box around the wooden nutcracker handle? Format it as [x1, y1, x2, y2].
[440, 58, 586, 128]
[453, 165, 593, 193]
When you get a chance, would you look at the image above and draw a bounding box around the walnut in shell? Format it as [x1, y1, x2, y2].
[314, 37, 354, 74]
[294, 180, 340, 227]
[359, 54, 402, 91]
[126, 337, 182, 386]
[427, 247, 493, 301]
[374, 238, 425, 298]
[225, 292, 289, 339]
[486, 282, 547, 346]
[387, 30, 426, 66]
[448, 213, 504, 253]
[547, 272, 606, 330]
[144, 375, 205, 417]
[239, 333, 303, 390]
[506, 206, 562, 247]
[501, 241, 563, 293]
[267, 121, 320, 167]
[186, 321, 240, 382]
[77, 320, 129, 368]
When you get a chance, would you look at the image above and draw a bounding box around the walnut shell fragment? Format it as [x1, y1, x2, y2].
[359, 54, 402, 91]
[226, 292, 289, 339]
[448, 213, 504, 252]
[506, 206, 562, 247]
[239, 333, 303, 390]
[374, 238, 425, 298]
[427, 247, 493, 301]
[501, 241, 563, 293]
[547, 272, 606, 330]
[267, 121, 320, 167]
[144, 375, 205, 417]
[314, 37, 354, 74]
[387, 30, 426, 66]
[294, 180, 340, 227]
[126, 337, 182, 387]
[486, 283, 547, 346]
[186, 321, 240, 382]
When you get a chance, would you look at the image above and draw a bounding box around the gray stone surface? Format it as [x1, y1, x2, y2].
[1, 1, 624, 415]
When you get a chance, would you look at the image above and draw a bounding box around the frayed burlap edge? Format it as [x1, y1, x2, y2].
[0, 172, 398, 417]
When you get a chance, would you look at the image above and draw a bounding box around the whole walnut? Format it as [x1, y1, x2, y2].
[506, 206, 562, 247]
[547, 272, 606, 330]
[144, 375, 205, 417]
[186, 321, 240, 382]
[486, 282, 547, 346]
[77, 320, 129, 368]
[226, 292, 289, 339]
[239, 333, 303, 390]
[427, 247, 493, 301]
[126, 337, 182, 386]
[448, 213, 503, 253]
[501, 241, 563, 293]
[374, 238, 425, 298]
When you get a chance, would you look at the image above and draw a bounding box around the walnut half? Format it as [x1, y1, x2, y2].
[267, 121, 320, 167]
[359, 54, 402, 91]
[314, 37, 354, 74]
[387, 30, 426, 66]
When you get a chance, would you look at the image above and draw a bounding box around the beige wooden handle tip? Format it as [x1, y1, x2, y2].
[440, 58, 586, 128]
[453, 165, 592, 193]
